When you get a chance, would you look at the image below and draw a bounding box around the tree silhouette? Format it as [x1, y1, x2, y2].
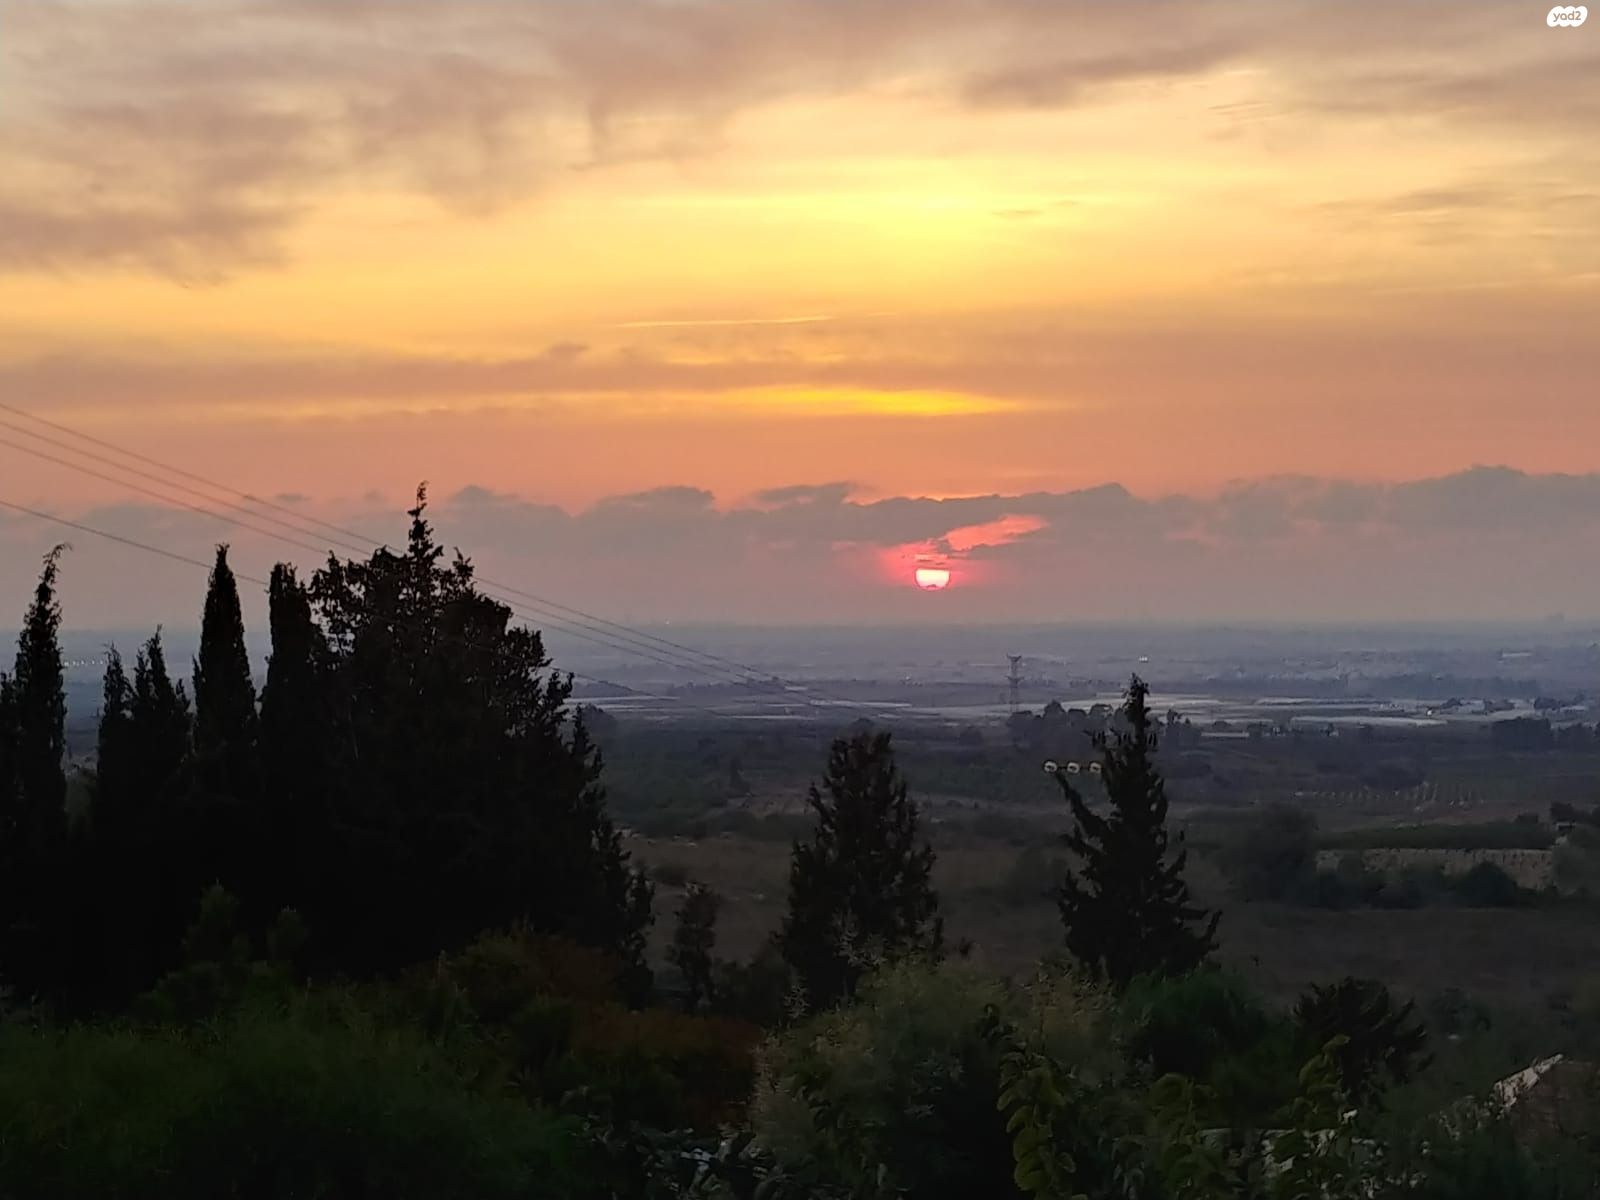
[259, 564, 331, 921]
[669, 881, 723, 1013]
[0, 547, 70, 995]
[1054, 675, 1218, 989]
[190, 545, 264, 926]
[780, 730, 942, 1008]
[305, 487, 653, 980]
[89, 631, 194, 1003]
[192, 545, 259, 781]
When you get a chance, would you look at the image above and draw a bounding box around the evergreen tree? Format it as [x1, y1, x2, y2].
[259, 564, 329, 918]
[94, 648, 133, 817]
[780, 730, 942, 1009]
[305, 488, 653, 979]
[131, 629, 191, 796]
[85, 633, 194, 1004]
[0, 547, 70, 995]
[1054, 675, 1218, 989]
[191, 545, 262, 924]
[668, 881, 722, 1013]
[192, 544, 259, 772]
[11, 546, 68, 853]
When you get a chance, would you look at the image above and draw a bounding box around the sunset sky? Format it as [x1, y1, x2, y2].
[2, 0, 1599, 626]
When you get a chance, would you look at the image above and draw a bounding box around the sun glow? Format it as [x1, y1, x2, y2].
[914, 567, 951, 591]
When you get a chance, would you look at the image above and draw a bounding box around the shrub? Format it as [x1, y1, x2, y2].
[1452, 862, 1523, 908]
[752, 960, 1115, 1200]
[0, 1005, 584, 1200]
[395, 929, 759, 1131]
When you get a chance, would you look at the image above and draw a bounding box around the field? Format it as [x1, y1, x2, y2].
[608, 712, 1600, 1013]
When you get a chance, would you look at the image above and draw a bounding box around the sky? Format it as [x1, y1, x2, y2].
[2, 0, 1599, 628]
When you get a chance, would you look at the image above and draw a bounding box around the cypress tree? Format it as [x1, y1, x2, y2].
[131, 629, 191, 793]
[1054, 675, 1219, 989]
[11, 546, 68, 852]
[95, 647, 133, 817]
[193, 545, 259, 770]
[780, 730, 942, 1009]
[0, 547, 70, 996]
[191, 545, 262, 923]
[259, 564, 328, 917]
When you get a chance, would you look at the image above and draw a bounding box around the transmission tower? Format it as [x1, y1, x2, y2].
[1007, 655, 1024, 714]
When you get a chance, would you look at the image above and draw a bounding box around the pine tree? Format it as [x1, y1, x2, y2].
[668, 881, 723, 1013]
[0, 547, 70, 995]
[780, 730, 942, 1009]
[1054, 675, 1218, 989]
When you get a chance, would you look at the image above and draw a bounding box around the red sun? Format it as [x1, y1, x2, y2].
[914, 567, 951, 591]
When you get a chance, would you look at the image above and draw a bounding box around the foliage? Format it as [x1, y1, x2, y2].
[399, 928, 761, 1132]
[1294, 977, 1432, 1106]
[780, 731, 943, 1009]
[1054, 676, 1219, 989]
[306, 490, 654, 981]
[753, 960, 1113, 1200]
[0, 1002, 586, 1200]
[670, 882, 724, 1013]
[0, 548, 69, 997]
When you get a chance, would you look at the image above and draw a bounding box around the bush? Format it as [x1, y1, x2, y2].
[0, 1005, 584, 1200]
[1452, 862, 1523, 908]
[752, 960, 1115, 1200]
[397, 930, 760, 1131]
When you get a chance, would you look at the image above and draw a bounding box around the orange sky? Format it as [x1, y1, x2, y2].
[2, 1, 1598, 623]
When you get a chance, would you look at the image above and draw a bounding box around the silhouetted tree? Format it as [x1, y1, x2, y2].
[192, 544, 259, 781]
[668, 881, 722, 1013]
[780, 730, 942, 1008]
[95, 648, 132, 814]
[259, 564, 330, 919]
[1054, 675, 1218, 989]
[190, 545, 263, 925]
[88, 631, 194, 1003]
[0, 547, 70, 996]
[305, 487, 653, 981]
[1294, 976, 1431, 1104]
[130, 631, 191, 801]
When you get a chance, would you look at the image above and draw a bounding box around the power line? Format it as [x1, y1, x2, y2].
[0, 497, 269, 585]
[0, 398, 789, 686]
[0, 492, 765, 723]
[0, 401, 915, 720]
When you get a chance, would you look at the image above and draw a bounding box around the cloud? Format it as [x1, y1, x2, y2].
[5, 0, 1592, 277]
[9, 466, 1600, 625]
